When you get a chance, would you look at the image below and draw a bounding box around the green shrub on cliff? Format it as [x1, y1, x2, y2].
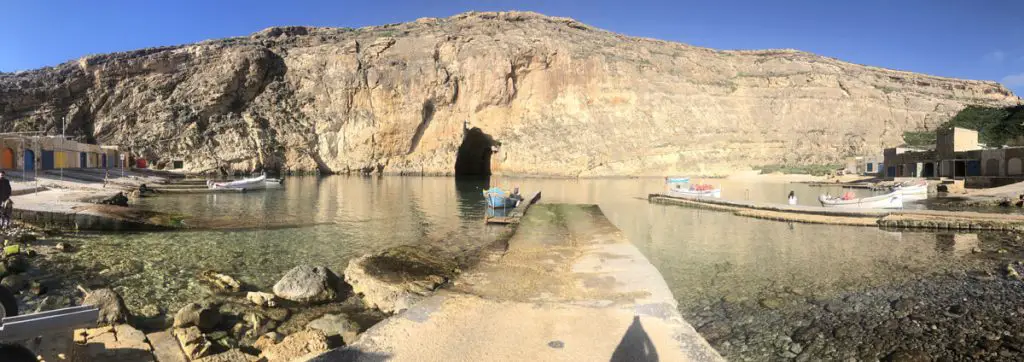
[902, 131, 935, 147]
[901, 105, 1024, 147]
[943, 105, 1022, 146]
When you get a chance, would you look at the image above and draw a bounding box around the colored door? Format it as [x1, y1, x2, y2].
[23, 150, 35, 172]
[0, 148, 14, 169]
[55, 151, 65, 168]
[80, 152, 87, 168]
[967, 160, 981, 176]
[101, 154, 107, 168]
[42, 151, 55, 170]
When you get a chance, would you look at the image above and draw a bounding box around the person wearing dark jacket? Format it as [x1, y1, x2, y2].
[0, 170, 11, 229]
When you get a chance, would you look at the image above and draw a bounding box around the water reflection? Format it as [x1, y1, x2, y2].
[70, 176, 975, 313]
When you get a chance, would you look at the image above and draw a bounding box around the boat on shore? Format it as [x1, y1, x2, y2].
[665, 177, 690, 183]
[819, 191, 903, 209]
[208, 175, 282, 191]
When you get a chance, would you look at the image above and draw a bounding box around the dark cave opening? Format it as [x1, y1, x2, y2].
[454, 127, 497, 177]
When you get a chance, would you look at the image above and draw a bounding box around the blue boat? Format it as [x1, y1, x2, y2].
[666, 177, 690, 183]
[484, 187, 522, 208]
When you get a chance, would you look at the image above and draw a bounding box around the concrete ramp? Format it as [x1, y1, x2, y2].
[314, 204, 722, 361]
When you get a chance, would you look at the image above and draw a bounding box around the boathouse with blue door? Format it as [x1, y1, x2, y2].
[41, 150, 55, 170]
[23, 150, 35, 171]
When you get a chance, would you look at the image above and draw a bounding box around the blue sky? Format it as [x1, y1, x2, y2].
[2, 0, 1023, 95]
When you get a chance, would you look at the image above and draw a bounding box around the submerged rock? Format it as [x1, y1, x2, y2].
[55, 241, 73, 252]
[258, 329, 330, 362]
[307, 313, 361, 345]
[272, 265, 343, 304]
[0, 274, 28, 293]
[344, 245, 457, 314]
[83, 288, 131, 326]
[200, 270, 243, 293]
[2, 254, 30, 274]
[174, 303, 222, 331]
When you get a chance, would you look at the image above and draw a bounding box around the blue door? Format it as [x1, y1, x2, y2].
[887, 166, 896, 178]
[79, 152, 87, 168]
[967, 160, 981, 176]
[41, 151, 54, 170]
[101, 154, 107, 168]
[23, 150, 35, 171]
[866, 163, 873, 172]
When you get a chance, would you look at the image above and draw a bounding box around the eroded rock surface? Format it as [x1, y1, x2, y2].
[2, 11, 1017, 176]
[344, 245, 457, 314]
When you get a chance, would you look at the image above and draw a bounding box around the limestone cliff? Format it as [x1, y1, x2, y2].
[1, 11, 1019, 176]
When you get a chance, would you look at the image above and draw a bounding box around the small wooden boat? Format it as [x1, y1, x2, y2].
[667, 184, 721, 198]
[208, 175, 268, 191]
[666, 177, 690, 183]
[483, 187, 523, 208]
[819, 191, 903, 209]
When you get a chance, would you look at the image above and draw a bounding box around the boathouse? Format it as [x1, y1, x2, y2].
[0, 133, 124, 173]
[883, 127, 1024, 187]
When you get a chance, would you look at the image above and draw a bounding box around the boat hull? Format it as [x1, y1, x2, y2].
[666, 177, 690, 183]
[210, 175, 269, 191]
[668, 188, 721, 198]
[819, 192, 903, 209]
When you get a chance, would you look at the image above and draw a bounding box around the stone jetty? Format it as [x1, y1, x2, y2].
[650, 193, 1024, 231]
[312, 204, 723, 361]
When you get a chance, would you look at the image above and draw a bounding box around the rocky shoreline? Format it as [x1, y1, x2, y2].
[686, 231, 1024, 361]
[1, 224, 482, 361]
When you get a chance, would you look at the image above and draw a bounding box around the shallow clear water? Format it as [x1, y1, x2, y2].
[65, 176, 957, 313]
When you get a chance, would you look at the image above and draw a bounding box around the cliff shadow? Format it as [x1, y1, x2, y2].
[455, 127, 496, 177]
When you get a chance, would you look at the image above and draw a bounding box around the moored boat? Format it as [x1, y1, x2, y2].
[819, 191, 903, 209]
[667, 183, 722, 198]
[483, 187, 523, 208]
[208, 175, 268, 191]
[893, 181, 927, 200]
[666, 177, 690, 183]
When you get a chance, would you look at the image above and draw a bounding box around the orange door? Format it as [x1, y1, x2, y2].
[0, 148, 15, 169]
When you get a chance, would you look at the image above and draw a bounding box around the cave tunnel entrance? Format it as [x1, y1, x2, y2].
[455, 127, 497, 177]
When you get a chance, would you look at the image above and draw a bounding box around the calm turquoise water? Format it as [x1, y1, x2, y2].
[64, 176, 959, 312]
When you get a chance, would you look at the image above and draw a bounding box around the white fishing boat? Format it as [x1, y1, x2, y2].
[667, 184, 722, 198]
[208, 175, 268, 191]
[819, 191, 903, 209]
[893, 181, 927, 200]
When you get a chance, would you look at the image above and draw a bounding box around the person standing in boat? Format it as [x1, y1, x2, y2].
[787, 191, 798, 205]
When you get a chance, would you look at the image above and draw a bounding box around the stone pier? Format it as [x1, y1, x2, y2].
[312, 204, 722, 361]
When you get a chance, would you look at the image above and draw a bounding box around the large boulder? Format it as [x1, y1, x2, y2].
[173, 303, 222, 331]
[258, 330, 330, 362]
[306, 313, 361, 346]
[83, 288, 130, 326]
[344, 245, 458, 314]
[272, 265, 343, 304]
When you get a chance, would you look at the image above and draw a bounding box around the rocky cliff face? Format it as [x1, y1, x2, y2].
[1, 11, 1019, 176]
